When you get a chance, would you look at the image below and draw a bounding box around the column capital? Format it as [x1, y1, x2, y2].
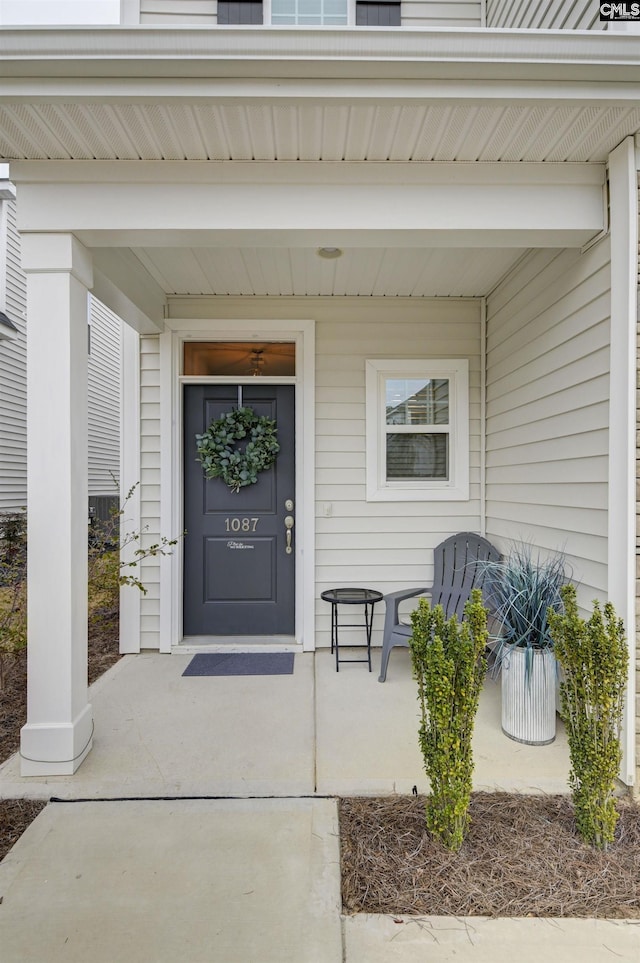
[21, 232, 93, 289]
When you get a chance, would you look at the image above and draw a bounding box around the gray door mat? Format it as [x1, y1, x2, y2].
[182, 652, 295, 677]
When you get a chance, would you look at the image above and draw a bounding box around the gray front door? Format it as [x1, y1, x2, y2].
[183, 384, 295, 636]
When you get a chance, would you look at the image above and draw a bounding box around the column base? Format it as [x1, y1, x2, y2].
[20, 703, 93, 776]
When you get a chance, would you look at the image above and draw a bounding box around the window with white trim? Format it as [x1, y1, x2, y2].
[365, 359, 469, 501]
[271, 0, 347, 24]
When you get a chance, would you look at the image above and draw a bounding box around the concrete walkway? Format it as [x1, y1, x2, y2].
[0, 650, 638, 961]
[0, 797, 342, 963]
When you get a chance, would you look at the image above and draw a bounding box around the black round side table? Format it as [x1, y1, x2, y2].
[321, 587, 384, 672]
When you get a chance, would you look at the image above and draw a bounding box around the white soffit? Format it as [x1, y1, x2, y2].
[0, 27, 640, 164]
[0, 102, 639, 163]
[128, 245, 526, 298]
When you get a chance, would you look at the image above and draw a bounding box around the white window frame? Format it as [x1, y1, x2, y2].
[263, 0, 355, 24]
[365, 358, 469, 502]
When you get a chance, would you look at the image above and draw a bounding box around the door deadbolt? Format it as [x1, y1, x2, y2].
[285, 499, 294, 511]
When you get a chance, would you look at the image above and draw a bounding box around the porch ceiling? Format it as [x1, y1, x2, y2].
[1, 101, 639, 164]
[126, 244, 526, 298]
[2, 26, 633, 307]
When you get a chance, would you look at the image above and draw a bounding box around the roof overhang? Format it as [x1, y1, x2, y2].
[0, 26, 639, 85]
[0, 26, 633, 313]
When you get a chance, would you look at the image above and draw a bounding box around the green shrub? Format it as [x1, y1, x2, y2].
[0, 511, 27, 688]
[88, 483, 181, 601]
[410, 588, 488, 851]
[548, 584, 628, 850]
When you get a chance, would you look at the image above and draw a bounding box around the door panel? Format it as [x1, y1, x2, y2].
[184, 384, 295, 636]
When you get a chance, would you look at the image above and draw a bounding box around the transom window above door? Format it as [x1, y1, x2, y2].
[183, 342, 296, 378]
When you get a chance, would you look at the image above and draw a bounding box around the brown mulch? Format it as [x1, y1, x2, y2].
[340, 793, 640, 918]
[0, 608, 121, 863]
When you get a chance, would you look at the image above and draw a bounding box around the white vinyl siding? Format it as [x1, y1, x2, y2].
[485, 240, 611, 603]
[0, 199, 122, 512]
[313, 299, 480, 652]
[140, 296, 482, 650]
[401, 0, 481, 26]
[140, 0, 482, 24]
[88, 299, 121, 496]
[0, 198, 27, 511]
[139, 0, 217, 22]
[139, 335, 162, 650]
[486, 0, 603, 29]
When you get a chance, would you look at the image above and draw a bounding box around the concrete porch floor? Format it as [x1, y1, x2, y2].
[1, 649, 637, 963]
[0, 646, 570, 800]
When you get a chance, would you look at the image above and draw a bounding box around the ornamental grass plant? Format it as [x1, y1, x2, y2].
[409, 588, 488, 852]
[548, 584, 628, 851]
[481, 542, 567, 659]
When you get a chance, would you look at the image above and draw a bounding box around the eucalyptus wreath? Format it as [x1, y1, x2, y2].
[195, 406, 280, 494]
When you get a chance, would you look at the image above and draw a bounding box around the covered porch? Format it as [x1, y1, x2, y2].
[0, 26, 636, 790]
[0, 648, 570, 800]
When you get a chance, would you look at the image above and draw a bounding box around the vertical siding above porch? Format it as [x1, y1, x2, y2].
[0, 199, 27, 511]
[485, 239, 611, 600]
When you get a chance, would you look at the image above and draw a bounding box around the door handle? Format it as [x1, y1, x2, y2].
[284, 515, 294, 554]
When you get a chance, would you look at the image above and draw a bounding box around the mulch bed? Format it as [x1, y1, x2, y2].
[0, 608, 121, 863]
[340, 793, 640, 918]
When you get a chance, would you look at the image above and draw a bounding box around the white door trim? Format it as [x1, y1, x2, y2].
[159, 318, 316, 652]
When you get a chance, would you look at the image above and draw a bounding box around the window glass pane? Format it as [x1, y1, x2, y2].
[386, 433, 449, 481]
[271, 0, 346, 22]
[271, 0, 296, 18]
[184, 342, 295, 377]
[385, 378, 449, 426]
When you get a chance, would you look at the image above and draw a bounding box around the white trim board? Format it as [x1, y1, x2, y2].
[161, 318, 316, 652]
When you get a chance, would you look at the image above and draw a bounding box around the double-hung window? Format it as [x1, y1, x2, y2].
[365, 359, 469, 501]
[271, 0, 347, 23]
[219, 0, 400, 24]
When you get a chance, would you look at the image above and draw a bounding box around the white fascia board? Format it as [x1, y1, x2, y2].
[0, 28, 640, 92]
[2, 76, 640, 108]
[10, 160, 606, 187]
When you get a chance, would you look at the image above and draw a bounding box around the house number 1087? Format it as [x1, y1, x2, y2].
[225, 517, 259, 533]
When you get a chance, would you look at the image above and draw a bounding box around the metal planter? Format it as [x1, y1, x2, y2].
[501, 645, 557, 745]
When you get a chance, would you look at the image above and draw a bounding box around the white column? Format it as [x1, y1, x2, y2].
[20, 234, 94, 776]
[607, 137, 638, 788]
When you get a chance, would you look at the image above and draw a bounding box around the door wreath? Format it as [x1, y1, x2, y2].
[195, 406, 280, 493]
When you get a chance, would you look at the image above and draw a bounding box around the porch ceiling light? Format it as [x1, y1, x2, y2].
[317, 247, 343, 259]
